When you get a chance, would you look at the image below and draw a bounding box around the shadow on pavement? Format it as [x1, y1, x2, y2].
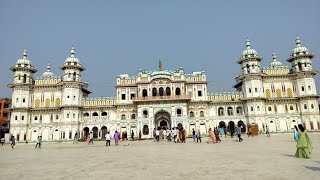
[304, 166, 320, 171]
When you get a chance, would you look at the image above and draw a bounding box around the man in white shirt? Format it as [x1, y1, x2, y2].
[105, 132, 111, 146]
[173, 128, 177, 143]
[163, 129, 167, 142]
[155, 129, 160, 142]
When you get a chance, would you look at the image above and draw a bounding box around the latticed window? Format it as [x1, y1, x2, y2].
[35, 99, 40, 108]
[265, 89, 271, 98]
[45, 98, 50, 108]
[276, 89, 282, 98]
[287, 88, 293, 97]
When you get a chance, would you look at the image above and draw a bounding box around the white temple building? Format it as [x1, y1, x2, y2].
[9, 37, 320, 142]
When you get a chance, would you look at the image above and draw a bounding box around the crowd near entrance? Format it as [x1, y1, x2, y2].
[155, 110, 171, 130]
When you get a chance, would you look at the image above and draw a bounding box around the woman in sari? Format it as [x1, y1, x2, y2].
[295, 124, 313, 158]
[86, 133, 90, 144]
[293, 125, 298, 142]
[215, 128, 221, 143]
[207, 128, 215, 143]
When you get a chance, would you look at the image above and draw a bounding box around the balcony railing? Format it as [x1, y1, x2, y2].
[132, 95, 191, 102]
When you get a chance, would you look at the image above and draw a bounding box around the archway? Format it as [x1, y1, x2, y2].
[219, 121, 226, 128]
[228, 121, 235, 132]
[155, 110, 171, 130]
[237, 120, 246, 133]
[83, 127, 89, 136]
[101, 126, 107, 138]
[92, 127, 98, 138]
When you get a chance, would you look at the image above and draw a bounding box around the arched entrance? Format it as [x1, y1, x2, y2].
[219, 121, 226, 128]
[92, 127, 98, 139]
[238, 120, 246, 133]
[228, 121, 235, 132]
[155, 110, 171, 130]
[101, 126, 107, 139]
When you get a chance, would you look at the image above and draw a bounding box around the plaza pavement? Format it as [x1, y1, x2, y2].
[0, 133, 319, 180]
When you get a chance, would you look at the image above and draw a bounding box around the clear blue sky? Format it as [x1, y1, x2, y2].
[1, 0, 320, 98]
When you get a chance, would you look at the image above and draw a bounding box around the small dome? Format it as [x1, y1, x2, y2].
[64, 47, 79, 63]
[291, 37, 309, 57]
[41, 64, 55, 77]
[242, 39, 258, 58]
[16, 50, 32, 66]
[270, 53, 283, 68]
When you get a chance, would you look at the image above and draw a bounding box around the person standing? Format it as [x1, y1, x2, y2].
[192, 128, 196, 142]
[230, 127, 234, 138]
[73, 133, 78, 144]
[89, 131, 94, 144]
[196, 129, 201, 143]
[35, 136, 41, 148]
[131, 130, 134, 141]
[293, 125, 299, 142]
[219, 127, 223, 138]
[207, 128, 214, 144]
[237, 125, 243, 142]
[155, 129, 160, 142]
[153, 128, 156, 142]
[105, 132, 111, 146]
[215, 128, 221, 143]
[139, 130, 142, 141]
[10, 136, 15, 149]
[86, 133, 90, 144]
[114, 131, 120, 146]
[224, 127, 227, 138]
[266, 125, 270, 137]
[163, 129, 167, 142]
[1, 137, 5, 145]
[295, 124, 312, 158]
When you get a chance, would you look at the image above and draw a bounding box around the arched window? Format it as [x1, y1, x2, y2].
[176, 109, 182, 116]
[67, 113, 69, 118]
[308, 86, 311, 91]
[301, 86, 305, 92]
[159, 87, 164, 96]
[166, 87, 171, 96]
[83, 112, 89, 117]
[56, 115, 59, 119]
[34, 116, 38, 120]
[276, 89, 282, 97]
[45, 98, 50, 108]
[143, 125, 149, 135]
[15, 116, 18, 120]
[55, 98, 61, 107]
[143, 110, 148, 118]
[236, 106, 243, 115]
[142, 89, 148, 97]
[311, 104, 314, 109]
[290, 105, 294, 111]
[257, 106, 260, 111]
[190, 111, 194, 117]
[218, 107, 224, 116]
[101, 112, 108, 116]
[152, 88, 157, 96]
[249, 88, 252, 93]
[268, 106, 272, 111]
[121, 114, 126, 120]
[265, 89, 271, 98]
[21, 116, 24, 120]
[200, 111, 204, 117]
[227, 107, 233, 116]
[304, 104, 307, 110]
[23, 74, 27, 83]
[92, 112, 98, 116]
[255, 87, 258, 92]
[23, 98, 26, 103]
[175, 88, 181, 96]
[251, 106, 254, 112]
[131, 114, 136, 119]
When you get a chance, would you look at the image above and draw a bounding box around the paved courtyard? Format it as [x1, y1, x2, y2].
[0, 134, 319, 180]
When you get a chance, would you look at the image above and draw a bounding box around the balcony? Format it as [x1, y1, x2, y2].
[132, 95, 191, 103]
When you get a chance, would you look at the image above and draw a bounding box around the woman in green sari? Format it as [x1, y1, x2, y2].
[295, 124, 313, 158]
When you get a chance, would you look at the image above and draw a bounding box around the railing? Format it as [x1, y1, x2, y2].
[132, 95, 192, 102]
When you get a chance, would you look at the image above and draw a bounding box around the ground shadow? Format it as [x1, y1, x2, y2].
[305, 166, 320, 171]
[281, 154, 295, 158]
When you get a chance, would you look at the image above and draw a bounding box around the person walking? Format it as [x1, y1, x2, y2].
[114, 131, 120, 146]
[153, 128, 156, 142]
[73, 133, 78, 144]
[266, 125, 270, 137]
[224, 127, 227, 138]
[230, 127, 234, 138]
[237, 125, 243, 142]
[86, 133, 90, 144]
[215, 128, 221, 143]
[35, 136, 41, 148]
[105, 132, 111, 146]
[295, 124, 313, 158]
[139, 130, 142, 141]
[219, 127, 223, 138]
[131, 130, 134, 141]
[1, 137, 5, 145]
[10, 136, 15, 149]
[89, 131, 94, 144]
[207, 128, 215, 144]
[192, 128, 196, 142]
[196, 129, 201, 143]
[163, 129, 167, 142]
[293, 125, 299, 142]
[155, 129, 160, 142]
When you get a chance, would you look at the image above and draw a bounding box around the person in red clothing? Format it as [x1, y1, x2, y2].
[214, 128, 221, 143]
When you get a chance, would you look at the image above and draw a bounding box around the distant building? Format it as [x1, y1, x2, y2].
[8, 37, 320, 142]
[0, 98, 11, 137]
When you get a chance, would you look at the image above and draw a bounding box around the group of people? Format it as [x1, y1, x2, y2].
[153, 127, 187, 143]
[293, 124, 313, 159]
[206, 127, 222, 143]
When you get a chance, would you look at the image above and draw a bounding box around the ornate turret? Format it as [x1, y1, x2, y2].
[237, 39, 262, 74]
[60, 47, 85, 81]
[10, 50, 37, 84]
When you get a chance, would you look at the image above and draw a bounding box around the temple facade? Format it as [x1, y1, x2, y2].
[9, 37, 320, 142]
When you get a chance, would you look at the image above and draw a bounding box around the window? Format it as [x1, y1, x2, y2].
[177, 109, 182, 116]
[67, 96, 70, 98]
[121, 114, 126, 120]
[251, 106, 254, 112]
[200, 111, 204, 117]
[34, 116, 38, 120]
[268, 106, 272, 111]
[131, 114, 136, 119]
[218, 107, 224, 116]
[23, 98, 26, 103]
[159, 87, 164, 96]
[101, 112, 108, 116]
[15, 116, 18, 120]
[22, 116, 24, 120]
[73, 113, 75, 118]
[16, 98, 19, 103]
[255, 88, 258, 92]
[304, 104, 307, 110]
[143, 125, 149, 135]
[67, 114, 70, 118]
[301, 86, 305, 92]
[175, 88, 181, 96]
[257, 106, 260, 111]
[308, 86, 311, 91]
[190, 111, 194, 117]
[142, 89, 148, 97]
[130, 93, 135, 99]
[143, 110, 148, 118]
[73, 96, 76, 100]
[23, 74, 27, 83]
[121, 94, 126, 100]
[166, 87, 171, 96]
[236, 106, 243, 115]
[227, 107, 233, 116]
[311, 104, 314, 109]
[198, 91, 202, 97]
[84, 112, 89, 117]
[56, 115, 59, 119]
[249, 88, 252, 93]
[152, 88, 157, 96]
[92, 112, 98, 116]
[290, 105, 294, 111]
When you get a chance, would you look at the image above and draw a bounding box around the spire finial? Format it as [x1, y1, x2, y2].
[295, 36, 301, 47]
[272, 52, 277, 61]
[159, 58, 163, 71]
[71, 47, 75, 57]
[246, 38, 251, 49]
[23, 49, 28, 59]
[47, 63, 51, 72]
